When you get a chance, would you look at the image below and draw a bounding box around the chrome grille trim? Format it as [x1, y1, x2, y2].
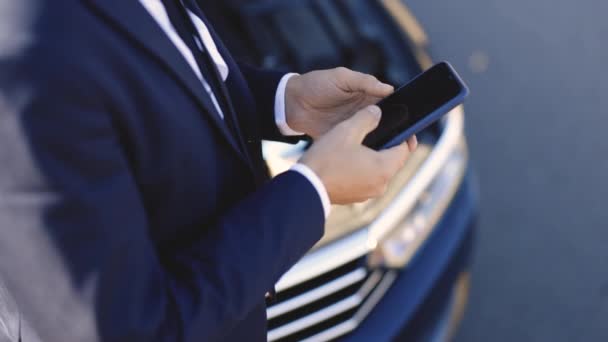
[267, 267, 367, 320]
[300, 271, 398, 342]
[352, 271, 398, 322]
[267, 270, 383, 342]
[300, 321, 357, 342]
[275, 228, 370, 292]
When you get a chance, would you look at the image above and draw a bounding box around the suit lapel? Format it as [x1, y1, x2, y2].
[85, 0, 248, 163]
[187, 4, 269, 186]
[184, 5, 250, 149]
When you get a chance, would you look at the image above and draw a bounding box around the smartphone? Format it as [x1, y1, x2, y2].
[362, 62, 469, 150]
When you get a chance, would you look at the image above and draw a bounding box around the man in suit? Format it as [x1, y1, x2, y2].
[0, 0, 416, 341]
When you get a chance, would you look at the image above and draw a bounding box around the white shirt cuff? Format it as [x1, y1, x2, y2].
[274, 73, 305, 136]
[290, 163, 331, 219]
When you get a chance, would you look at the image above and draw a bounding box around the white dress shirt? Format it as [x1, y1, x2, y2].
[138, 0, 331, 217]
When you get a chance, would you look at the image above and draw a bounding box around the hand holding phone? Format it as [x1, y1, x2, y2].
[300, 105, 417, 205]
[362, 62, 469, 150]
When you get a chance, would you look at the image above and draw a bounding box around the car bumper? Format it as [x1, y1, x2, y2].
[344, 168, 478, 341]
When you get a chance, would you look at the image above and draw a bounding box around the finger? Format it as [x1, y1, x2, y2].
[407, 135, 418, 152]
[377, 140, 411, 175]
[343, 105, 382, 142]
[335, 67, 394, 97]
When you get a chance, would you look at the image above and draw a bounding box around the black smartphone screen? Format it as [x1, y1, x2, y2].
[362, 62, 464, 149]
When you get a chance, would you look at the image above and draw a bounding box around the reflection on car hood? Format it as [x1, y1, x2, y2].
[263, 140, 432, 248]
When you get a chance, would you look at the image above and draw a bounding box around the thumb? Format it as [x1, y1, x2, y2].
[336, 68, 394, 97]
[344, 105, 382, 142]
[377, 140, 411, 174]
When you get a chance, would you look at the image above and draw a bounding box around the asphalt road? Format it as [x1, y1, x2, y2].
[406, 0, 608, 341]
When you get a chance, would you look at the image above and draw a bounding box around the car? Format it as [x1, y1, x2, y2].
[199, 0, 480, 341]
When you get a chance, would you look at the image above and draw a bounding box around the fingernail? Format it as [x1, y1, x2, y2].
[410, 136, 418, 150]
[377, 82, 394, 92]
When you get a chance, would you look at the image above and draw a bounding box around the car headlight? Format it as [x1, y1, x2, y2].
[366, 106, 468, 269]
[368, 137, 468, 268]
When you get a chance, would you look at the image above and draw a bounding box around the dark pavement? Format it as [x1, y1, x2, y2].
[406, 0, 608, 341]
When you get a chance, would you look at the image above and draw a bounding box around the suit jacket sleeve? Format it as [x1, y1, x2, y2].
[0, 58, 324, 342]
[236, 62, 304, 143]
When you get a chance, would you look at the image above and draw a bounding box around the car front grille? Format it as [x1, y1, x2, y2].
[267, 257, 397, 341]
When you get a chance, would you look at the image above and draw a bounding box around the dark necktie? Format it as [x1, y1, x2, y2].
[160, 0, 273, 298]
[160, 0, 242, 144]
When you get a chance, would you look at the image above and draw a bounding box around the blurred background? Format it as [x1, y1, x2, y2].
[407, 0, 608, 341]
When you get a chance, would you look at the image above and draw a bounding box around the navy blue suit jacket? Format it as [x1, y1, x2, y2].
[0, 0, 324, 341]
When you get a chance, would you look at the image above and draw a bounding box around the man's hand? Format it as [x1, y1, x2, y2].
[300, 105, 418, 204]
[285, 67, 394, 138]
